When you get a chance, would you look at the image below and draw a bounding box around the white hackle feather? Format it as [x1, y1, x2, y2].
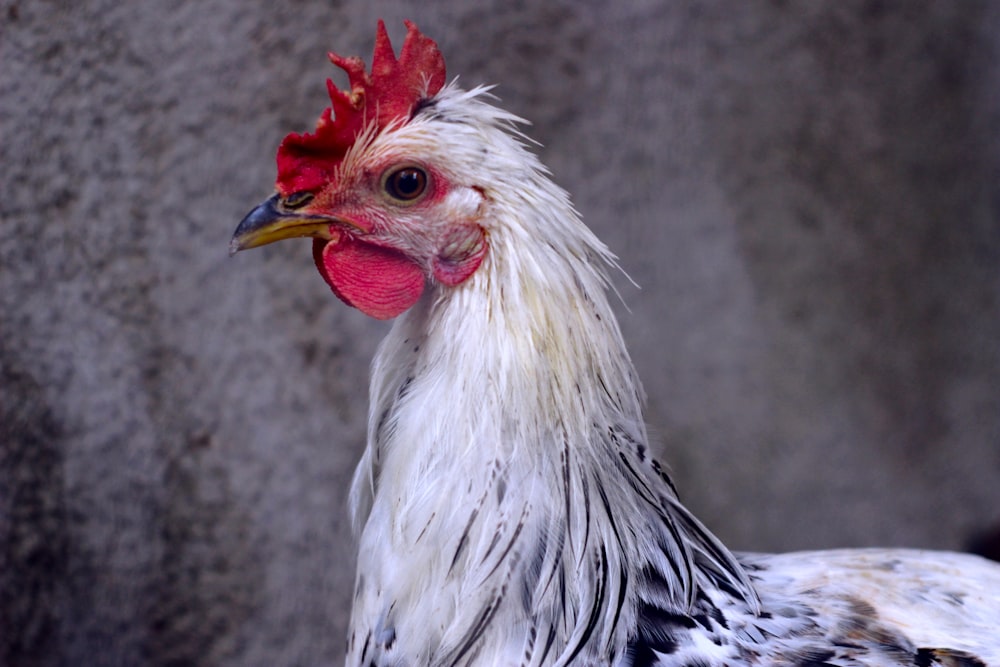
[326, 84, 1000, 666]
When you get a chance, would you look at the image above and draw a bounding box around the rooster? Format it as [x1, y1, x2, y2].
[232, 21, 1000, 667]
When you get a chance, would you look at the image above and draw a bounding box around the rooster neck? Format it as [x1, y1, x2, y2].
[352, 160, 646, 528]
[343, 118, 754, 666]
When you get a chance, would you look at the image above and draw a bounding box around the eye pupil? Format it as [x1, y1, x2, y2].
[386, 167, 427, 201]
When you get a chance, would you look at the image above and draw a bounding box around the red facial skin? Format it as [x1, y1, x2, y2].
[306, 161, 487, 320]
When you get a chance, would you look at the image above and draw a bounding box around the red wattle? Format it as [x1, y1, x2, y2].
[312, 238, 426, 320]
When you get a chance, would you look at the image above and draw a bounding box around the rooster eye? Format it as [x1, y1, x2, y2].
[282, 191, 314, 209]
[383, 167, 428, 203]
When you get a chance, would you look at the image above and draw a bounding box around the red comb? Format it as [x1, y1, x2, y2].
[275, 20, 446, 195]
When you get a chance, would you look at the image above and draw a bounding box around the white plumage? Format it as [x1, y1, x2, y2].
[233, 23, 1000, 667]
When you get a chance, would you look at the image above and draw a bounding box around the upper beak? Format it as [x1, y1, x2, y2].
[230, 194, 342, 255]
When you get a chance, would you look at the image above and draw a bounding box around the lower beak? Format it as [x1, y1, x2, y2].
[230, 194, 341, 255]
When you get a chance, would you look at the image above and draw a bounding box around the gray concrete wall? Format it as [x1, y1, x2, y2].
[3, 1, 999, 665]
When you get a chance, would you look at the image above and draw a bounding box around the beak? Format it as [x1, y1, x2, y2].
[230, 193, 344, 255]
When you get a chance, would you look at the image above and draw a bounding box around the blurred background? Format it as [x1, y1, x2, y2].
[3, 1, 999, 665]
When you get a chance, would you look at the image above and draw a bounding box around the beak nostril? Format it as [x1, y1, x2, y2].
[282, 191, 315, 210]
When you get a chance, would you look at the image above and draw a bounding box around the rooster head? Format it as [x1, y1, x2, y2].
[232, 21, 488, 320]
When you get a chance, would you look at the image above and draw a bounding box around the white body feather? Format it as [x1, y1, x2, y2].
[337, 84, 1000, 666]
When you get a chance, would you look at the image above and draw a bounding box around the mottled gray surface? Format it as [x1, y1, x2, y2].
[3, 1, 999, 665]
